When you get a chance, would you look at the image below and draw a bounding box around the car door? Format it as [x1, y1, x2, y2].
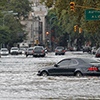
[67, 59, 78, 75]
[48, 59, 71, 75]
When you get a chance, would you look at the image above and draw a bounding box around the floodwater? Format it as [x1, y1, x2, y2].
[0, 52, 100, 100]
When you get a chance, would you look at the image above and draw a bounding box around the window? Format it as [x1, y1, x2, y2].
[58, 59, 71, 66]
[70, 59, 78, 65]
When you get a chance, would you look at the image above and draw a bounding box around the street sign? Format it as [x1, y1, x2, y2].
[85, 9, 100, 21]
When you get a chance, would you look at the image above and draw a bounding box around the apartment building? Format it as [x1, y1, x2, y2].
[20, 0, 48, 47]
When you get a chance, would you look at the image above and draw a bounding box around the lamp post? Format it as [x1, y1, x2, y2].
[49, 16, 57, 51]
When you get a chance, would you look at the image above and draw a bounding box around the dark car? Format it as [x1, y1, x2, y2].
[26, 47, 34, 57]
[55, 46, 65, 55]
[33, 46, 46, 57]
[37, 58, 100, 77]
[95, 48, 100, 57]
[83, 46, 91, 53]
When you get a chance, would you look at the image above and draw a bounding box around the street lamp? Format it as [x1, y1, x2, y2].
[49, 16, 57, 51]
[2, 11, 18, 27]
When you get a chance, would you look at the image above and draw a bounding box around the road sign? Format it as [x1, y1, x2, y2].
[85, 9, 100, 21]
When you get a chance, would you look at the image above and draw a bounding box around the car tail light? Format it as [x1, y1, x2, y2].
[88, 66, 98, 71]
[42, 51, 45, 53]
[55, 50, 57, 52]
[62, 50, 65, 52]
[33, 51, 34, 53]
[96, 54, 99, 57]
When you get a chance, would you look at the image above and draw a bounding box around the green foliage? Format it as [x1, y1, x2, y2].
[0, 0, 31, 47]
[4, 0, 31, 19]
[0, 26, 11, 44]
[41, 0, 100, 46]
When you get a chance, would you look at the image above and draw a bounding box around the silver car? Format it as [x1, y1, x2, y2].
[55, 46, 65, 55]
[26, 47, 34, 57]
[1, 48, 9, 55]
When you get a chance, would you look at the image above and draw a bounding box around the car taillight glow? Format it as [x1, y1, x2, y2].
[55, 50, 57, 52]
[96, 54, 99, 57]
[62, 50, 65, 52]
[88, 66, 98, 71]
[42, 51, 45, 53]
[33, 51, 34, 53]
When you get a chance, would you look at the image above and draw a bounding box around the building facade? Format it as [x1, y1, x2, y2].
[20, 0, 48, 47]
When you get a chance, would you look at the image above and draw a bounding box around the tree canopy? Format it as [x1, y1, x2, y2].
[0, 0, 31, 48]
[41, 0, 100, 47]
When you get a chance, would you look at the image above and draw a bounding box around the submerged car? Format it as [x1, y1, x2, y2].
[33, 46, 46, 57]
[83, 46, 91, 53]
[10, 47, 19, 55]
[37, 57, 100, 77]
[91, 46, 96, 54]
[26, 47, 34, 57]
[0, 48, 9, 55]
[95, 48, 100, 57]
[55, 46, 65, 55]
[19, 47, 27, 54]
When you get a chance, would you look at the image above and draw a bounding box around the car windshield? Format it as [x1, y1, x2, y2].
[56, 47, 64, 49]
[20, 48, 25, 50]
[12, 48, 18, 50]
[28, 49, 33, 51]
[1, 49, 8, 51]
[34, 47, 43, 50]
[81, 58, 100, 63]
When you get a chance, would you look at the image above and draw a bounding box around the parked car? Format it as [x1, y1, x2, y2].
[91, 46, 96, 54]
[33, 46, 46, 57]
[37, 57, 100, 77]
[55, 46, 65, 55]
[10, 47, 19, 55]
[82, 46, 91, 53]
[0, 48, 9, 55]
[95, 48, 100, 57]
[26, 47, 34, 57]
[19, 47, 27, 54]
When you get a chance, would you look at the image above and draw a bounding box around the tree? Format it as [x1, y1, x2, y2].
[2, 0, 31, 19]
[0, 0, 31, 47]
[40, 0, 100, 46]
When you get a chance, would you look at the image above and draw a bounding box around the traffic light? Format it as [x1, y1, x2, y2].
[46, 31, 49, 35]
[79, 28, 82, 33]
[74, 25, 78, 32]
[35, 39, 38, 44]
[70, 2, 75, 12]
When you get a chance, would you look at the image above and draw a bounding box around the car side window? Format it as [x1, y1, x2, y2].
[70, 59, 78, 65]
[58, 59, 71, 66]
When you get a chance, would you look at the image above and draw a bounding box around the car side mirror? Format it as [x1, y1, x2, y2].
[54, 64, 58, 67]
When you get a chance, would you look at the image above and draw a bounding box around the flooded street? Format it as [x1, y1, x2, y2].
[0, 51, 100, 100]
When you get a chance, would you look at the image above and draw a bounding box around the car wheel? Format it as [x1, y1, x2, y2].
[75, 72, 82, 77]
[41, 71, 48, 76]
